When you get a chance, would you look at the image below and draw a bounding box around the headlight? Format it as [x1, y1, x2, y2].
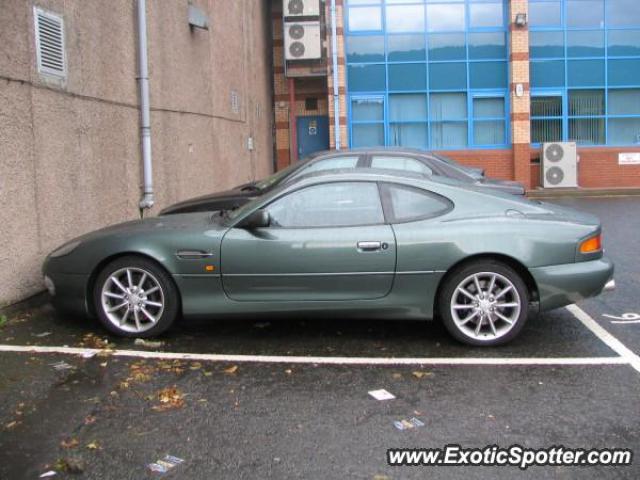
[49, 240, 81, 258]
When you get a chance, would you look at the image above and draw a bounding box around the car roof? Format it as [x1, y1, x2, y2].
[310, 147, 439, 159]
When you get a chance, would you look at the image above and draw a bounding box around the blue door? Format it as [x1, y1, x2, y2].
[297, 115, 329, 159]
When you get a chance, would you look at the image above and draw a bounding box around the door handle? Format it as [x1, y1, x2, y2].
[357, 241, 382, 252]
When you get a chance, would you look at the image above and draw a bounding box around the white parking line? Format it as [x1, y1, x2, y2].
[566, 304, 640, 374]
[0, 343, 628, 366]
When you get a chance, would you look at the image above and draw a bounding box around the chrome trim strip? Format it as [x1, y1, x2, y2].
[222, 271, 444, 277]
[176, 250, 214, 259]
[174, 274, 221, 278]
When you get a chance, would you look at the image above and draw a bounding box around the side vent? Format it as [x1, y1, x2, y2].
[34, 7, 66, 78]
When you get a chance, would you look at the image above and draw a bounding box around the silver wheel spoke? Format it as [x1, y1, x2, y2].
[474, 317, 483, 335]
[111, 277, 127, 293]
[459, 310, 479, 326]
[108, 302, 127, 313]
[138, 272, 147, 289]
[488, 274, 496, 295]
[133, 310, 141, 330]
[495, 285, 512, 299]
[120, 308, 130, 326]
[104, 292, 124, 300]
[126, 269, 134, 288]
[145, 300, 162, 308]
[457, 287, 476, 301]
[487, 315, 497, 336]
[140, 307, 156, 323]
[473, 275, 483, 295]
[453, 304, 473, 310]
[496, 302, 519, 309]
[494, 310, 513, 325]
[145, 286, 160, 295]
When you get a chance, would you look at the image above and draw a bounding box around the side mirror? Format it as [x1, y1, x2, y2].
[238, 209, 270, 229]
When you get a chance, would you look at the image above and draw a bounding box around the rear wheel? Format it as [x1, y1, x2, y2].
[438, 261, 529, 346]
[93, 256, 179, 337]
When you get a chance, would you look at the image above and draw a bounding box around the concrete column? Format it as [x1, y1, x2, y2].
[509, 0, 532, 189]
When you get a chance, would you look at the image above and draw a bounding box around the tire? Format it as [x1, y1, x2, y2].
[93, 255, 179, 338]
[438, 260, 529, 347]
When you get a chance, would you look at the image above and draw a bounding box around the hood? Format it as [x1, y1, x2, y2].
[159, 187, 256, 215]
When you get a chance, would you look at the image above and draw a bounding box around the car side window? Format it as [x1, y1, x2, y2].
[291, 156, 361, 180]
[268, 182, 384, 228]
[384, 183, 452, 223]
[371, 155, 433, 176]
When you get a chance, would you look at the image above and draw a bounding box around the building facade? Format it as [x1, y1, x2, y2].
[0, 0, 274, 306]
[273, 0, 640, 188]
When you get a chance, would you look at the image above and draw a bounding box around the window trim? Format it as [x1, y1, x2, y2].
[379, 182, 454, 224]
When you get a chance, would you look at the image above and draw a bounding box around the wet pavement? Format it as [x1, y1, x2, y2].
[0, 196, 639, 479]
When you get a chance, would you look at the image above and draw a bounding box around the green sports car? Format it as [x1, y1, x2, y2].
[43, 169, 614, 346]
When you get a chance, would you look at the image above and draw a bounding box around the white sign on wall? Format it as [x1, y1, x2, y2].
[618, 153, 640, 165]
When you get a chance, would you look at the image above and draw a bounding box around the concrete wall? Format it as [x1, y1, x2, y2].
[0, 0, 274, 306]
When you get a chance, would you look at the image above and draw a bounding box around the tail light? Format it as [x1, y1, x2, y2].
[579, 233, 602, 254]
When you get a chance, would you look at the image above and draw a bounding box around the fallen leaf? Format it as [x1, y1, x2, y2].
[284, 369, 293, 375]
[60, 438, 79, 449]
[412, 371, 433, 379]
[203, 371, 213, 377]
[152, 386, 185, 411]
[391, 373, 402, 379]
[190, 362, 202, 370]
[5, 421, 19, 430]
[223, 365, 238, 374]
[86, 441, 100, 450]
[84, 415, 97, 425]
[53, 457, 84, 474]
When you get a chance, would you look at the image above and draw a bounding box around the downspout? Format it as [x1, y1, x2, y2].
[330, 0, 341, 150]
[137, 0, 154, 212]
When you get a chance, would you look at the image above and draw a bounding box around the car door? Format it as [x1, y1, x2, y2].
[220, 181, 396, 302]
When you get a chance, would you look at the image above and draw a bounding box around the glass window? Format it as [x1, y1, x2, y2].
[609, 59, 640, 87]
[388, 34, 426, 61]
[348, 0, 381, 3]
[388, 124, 429, 149]
[427, 4, 466, 32]
[529, 1, 562, 27]
[351, 97, 384, 121]
[469, 3, 504, 28]
[429, 62, 467, 90]
[568, 60, 604, 87]
[268, 183, 384, 228]
[346, 36, 385, 63]
[352, 124, 384, 147]
[388, 63, 427, 91]
[473, 97, 505, 118]
[300, 156, 361, 176]
[431, 93, 467, 120]
[567, 0, 604, 28]
[569, 118, 605, 145]
[531, 96, 563, 117]
[430, 122, 468, 148]
[384, 184, 452, 222]
[468, 32, 507, 60]
[386, 5, 425, 32]
[389, 94, 427, 121]
[474, 121, 506, 145]
[469, 61, 507, 89]
[608, 89, 640, 115]
[607, 118, 640, 145]
[371, 156, 432, 175]
[348, 64, 386, 91]
[428, 33, 466, 61]
[608, 30, 640, 57]
[568, 90, 604, 116]
[530, 60, 565, 88]
[567, 31, 604, 58]
[530, 31, 564, 59]
[606, 0, 640, 27]
[348, 7, 382, 31]
[531, 119, 563, 143]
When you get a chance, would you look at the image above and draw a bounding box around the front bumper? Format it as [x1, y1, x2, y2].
[530, 257, 614, 312]
[43, 271, 91, 318]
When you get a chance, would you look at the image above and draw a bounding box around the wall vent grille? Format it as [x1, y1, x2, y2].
[34, 7, 66, 78]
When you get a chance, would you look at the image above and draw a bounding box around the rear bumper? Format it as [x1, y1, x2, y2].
[530, 257, 614, 312]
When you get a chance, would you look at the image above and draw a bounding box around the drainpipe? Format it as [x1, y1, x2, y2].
[137, 0, 154, 211]
[330, 0, 341, 150]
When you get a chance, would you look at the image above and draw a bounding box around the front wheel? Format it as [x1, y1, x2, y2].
[93, 256, 179, 337]
[438, 261, 529, 346]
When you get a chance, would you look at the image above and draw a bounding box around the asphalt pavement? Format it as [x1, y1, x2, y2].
[0, 196, 639, 479]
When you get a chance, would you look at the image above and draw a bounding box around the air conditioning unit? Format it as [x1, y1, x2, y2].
[283, 0, 320, 17]
[284, 21, 322, 61]
[541, 142, 578, 188]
